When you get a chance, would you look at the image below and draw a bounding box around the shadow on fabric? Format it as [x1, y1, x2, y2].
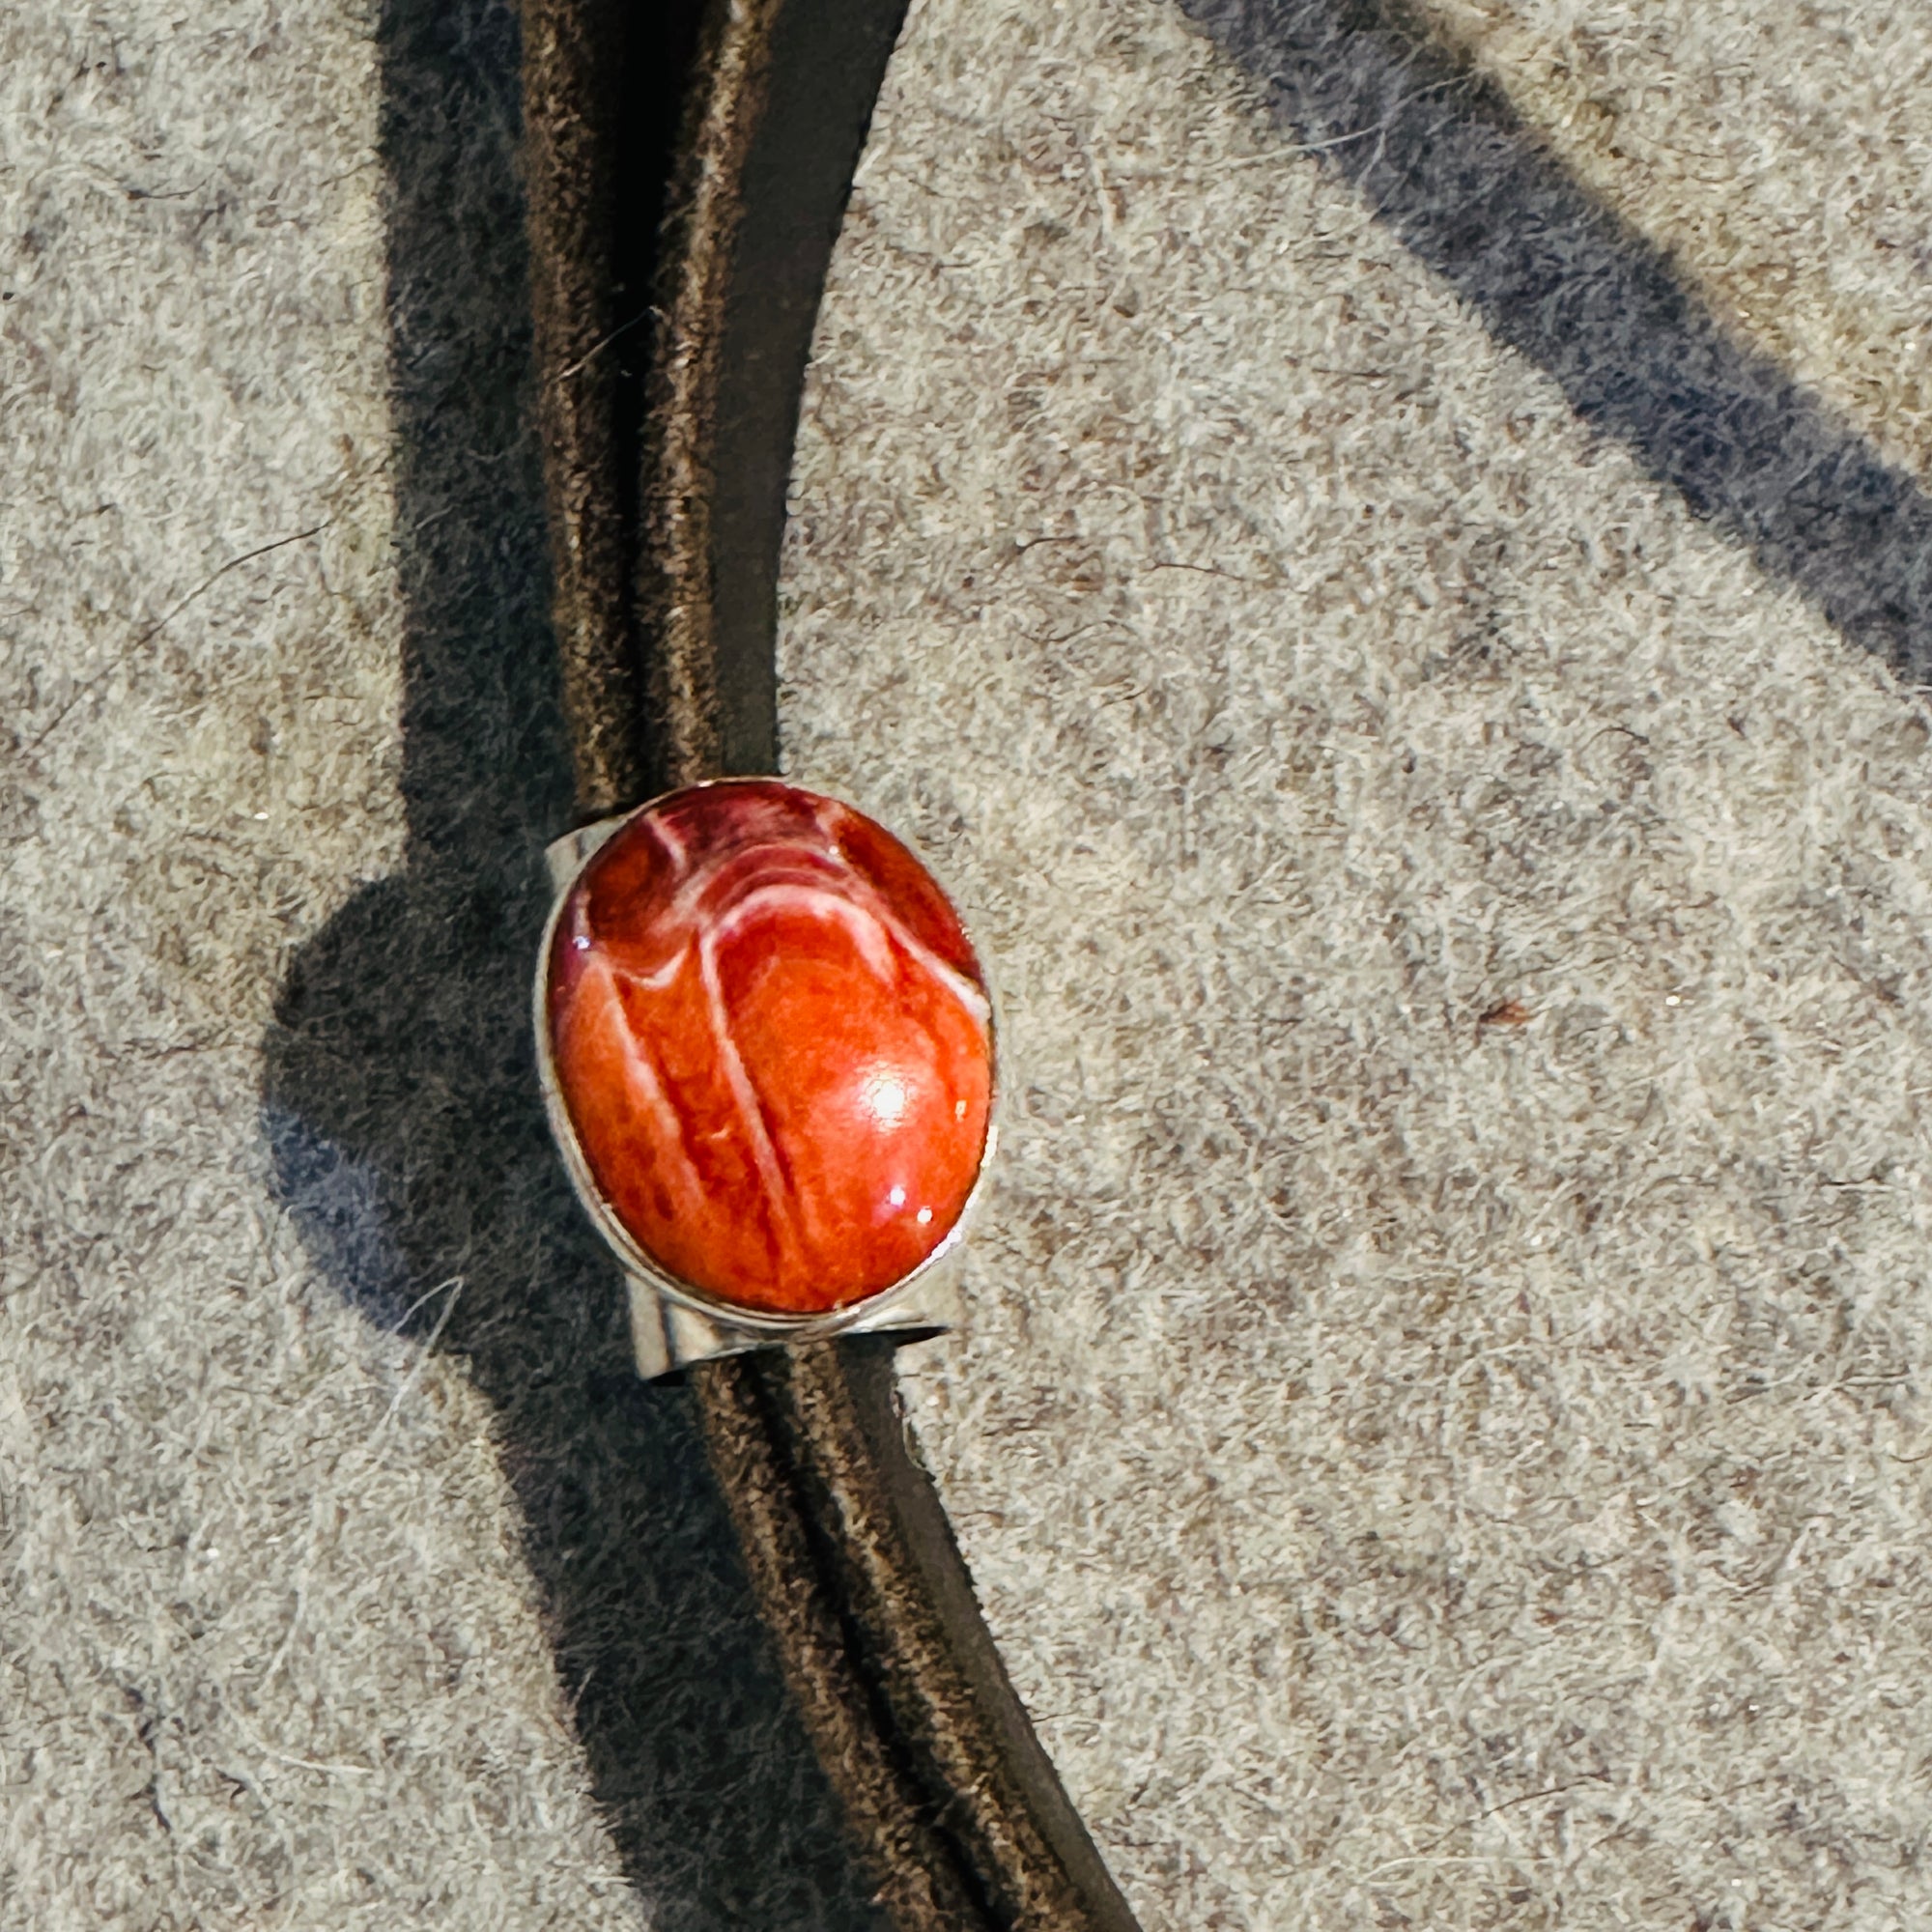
[258, 0, 889, 1926]
[1180, 0, 1932, 679]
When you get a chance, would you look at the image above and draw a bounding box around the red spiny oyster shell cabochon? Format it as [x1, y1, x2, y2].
[545, 781, 994, 1315]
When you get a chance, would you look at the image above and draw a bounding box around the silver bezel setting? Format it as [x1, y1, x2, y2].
[532, 780, 1000, 1378]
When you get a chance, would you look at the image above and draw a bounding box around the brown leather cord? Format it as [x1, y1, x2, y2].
[698, 1341, 1143, 1932]
[641, 0, 920, 785]
[523, 0, 655, 816]
[521, 1, 1144, 1925]
[753, 1342, 1145, 1931]
[694, 1346, 994, 1931]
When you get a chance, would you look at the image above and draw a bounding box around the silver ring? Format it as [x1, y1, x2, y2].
[534, 779, 1000, 1377]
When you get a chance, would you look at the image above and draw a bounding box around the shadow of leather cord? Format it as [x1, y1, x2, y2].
[1183, 0, 1932, 676]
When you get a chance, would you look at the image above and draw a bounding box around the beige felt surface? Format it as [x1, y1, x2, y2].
[780, 1, 1932, 1926]
[8, 0, 1932, 1926]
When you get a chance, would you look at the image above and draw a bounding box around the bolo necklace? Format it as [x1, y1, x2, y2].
[519, 0, 1142, 1925]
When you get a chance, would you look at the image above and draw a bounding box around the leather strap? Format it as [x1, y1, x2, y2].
[520, 2, 1143, 1925]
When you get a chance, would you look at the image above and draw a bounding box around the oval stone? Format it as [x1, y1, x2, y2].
[544, 780, 994, 1315]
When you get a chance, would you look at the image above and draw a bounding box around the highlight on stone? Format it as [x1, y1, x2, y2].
[543, 780, 994, 1315]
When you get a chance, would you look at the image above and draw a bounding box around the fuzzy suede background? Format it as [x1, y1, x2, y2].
[7, 0, 1932, 1928]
